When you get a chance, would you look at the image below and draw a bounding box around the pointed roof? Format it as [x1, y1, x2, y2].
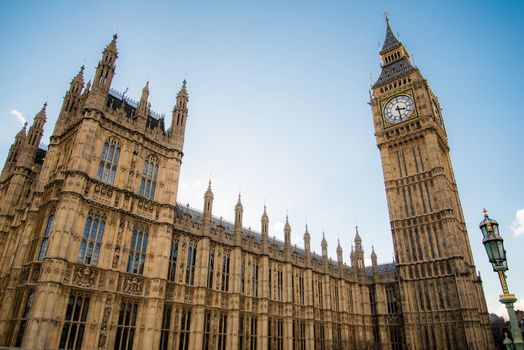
[373, 14, 418, 88]
[16, 122, 27, 140]
[235, 193, 243, 209]
[205, 179, 213, 196]
[321, 231, 327, 248]
[104, 33, 118, 54]
[73, 65, 85, 84]
[284, 215, 291, 231]
[303, 224, 310, 239]
[354, 226, 362, 242]
[336, 239, 343, 256]
[177, 79, 188, 98]
[261, 204, 268, 220]
[371, 245, 377, 258]
[35, 102, 47, 122]
[380, 14, 401, 54]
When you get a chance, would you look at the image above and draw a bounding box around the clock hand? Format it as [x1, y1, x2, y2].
[395, 106, 405, 118]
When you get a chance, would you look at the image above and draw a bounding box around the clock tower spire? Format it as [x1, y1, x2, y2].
[370, 16, 493, 350]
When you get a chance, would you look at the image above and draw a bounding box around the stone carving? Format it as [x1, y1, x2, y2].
[98, 299, 112, 347]
[73, 266, 95, 287]
[124, 276, 142, 295]
[112, 245, 120, 269]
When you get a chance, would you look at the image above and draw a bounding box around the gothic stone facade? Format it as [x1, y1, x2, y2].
[0, 21, 493, 350]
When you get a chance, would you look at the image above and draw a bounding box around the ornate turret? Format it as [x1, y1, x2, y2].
[303, 225, 311, 260]
[203, 180, 213, 233]
[261, 205, 269, 244]
[29, 103, 46, 146]
[234, 194, 243, 242]
[371, 246, 378, 274]
[321, 231, 328, 261]
[171, 80, 188, 149]
[137, 81, 150, 122]
[93, 34, 118, 93]
[87, 35, 118, 110]
[1, 123, 27, 178]
[55, 66, 85, 135]
[284, 215, 291, 253]
[351, 226, 365, 273]
[336, 239, 343, 266]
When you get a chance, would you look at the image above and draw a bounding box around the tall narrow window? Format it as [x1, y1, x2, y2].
[299, 274, 304, 305]
[217, 314, 227, 350]
[317, 279, 323, 308]
[314, 322, 326, 350]
[127, 225, 148, 275]
[240, 258, 245, 295]
[277, 270, 283, 302]
[159, 305, 172, 350]
[332, 282, 340, 312]
[114, 300, 138, 350]
[78, 211, 105, 266]
[139, 156, 158, 200]
[59, 292, 90, 350]
[178, 309, 191, 350]
[249, 317, 257, 350]
[276, 319, 284, 350]
[221, 253, 230, 292]
[293, 321, 306, 350]
[207, 248, 215, 288]
[238, 315, 244, 350]
[168, 238, 178, 281]
[298, 321, 306, 350]
[15, 290, 34, 347]
[291, 273, 295, 304]
[202, 311, 211, 350]
[370, 287, 377, 315]
[185, 242, 197, 285]
[251, 262, 258, 297]
[268, 268, 272, 299]
[38, 212, 55, 260]
[97, 139, 120, 185]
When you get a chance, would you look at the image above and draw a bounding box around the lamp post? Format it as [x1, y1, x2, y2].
[479, 209, 523, 350]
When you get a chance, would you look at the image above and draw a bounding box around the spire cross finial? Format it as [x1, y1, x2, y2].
[483, 208, 488, 218]
[384, 10, 390, 27]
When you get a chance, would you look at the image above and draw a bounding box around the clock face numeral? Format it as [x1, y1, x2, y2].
[383, 95, 415, 124]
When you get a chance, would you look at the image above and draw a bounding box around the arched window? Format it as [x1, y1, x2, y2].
[126, 225, 148, 274]
[38, 211, 55, 260]
[139, 156, 158, 200]
[185, 241, 197, 285]
[221, 252, 230, 292]
[96, 139, 120, 185]
[168, 238, 178, 281]
[78, 210, 106, 266]
[207, 247, 215, 288]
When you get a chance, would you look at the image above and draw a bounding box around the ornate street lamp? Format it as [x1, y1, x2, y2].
[479, 209, 523, 350]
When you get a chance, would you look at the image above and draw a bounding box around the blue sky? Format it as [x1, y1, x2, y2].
[1, 0, 523, 317]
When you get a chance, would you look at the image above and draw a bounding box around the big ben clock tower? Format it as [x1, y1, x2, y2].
[370, 16, 494, 350]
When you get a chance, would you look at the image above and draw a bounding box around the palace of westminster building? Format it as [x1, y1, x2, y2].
[0, 18, 495, 350]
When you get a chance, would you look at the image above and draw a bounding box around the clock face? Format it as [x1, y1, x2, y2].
[383, 95, 415, 124]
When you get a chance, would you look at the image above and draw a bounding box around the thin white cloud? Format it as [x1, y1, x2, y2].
[9, 109, 26, 125]
[491, 299, 524, 321]
[510, 208, 524, 236]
